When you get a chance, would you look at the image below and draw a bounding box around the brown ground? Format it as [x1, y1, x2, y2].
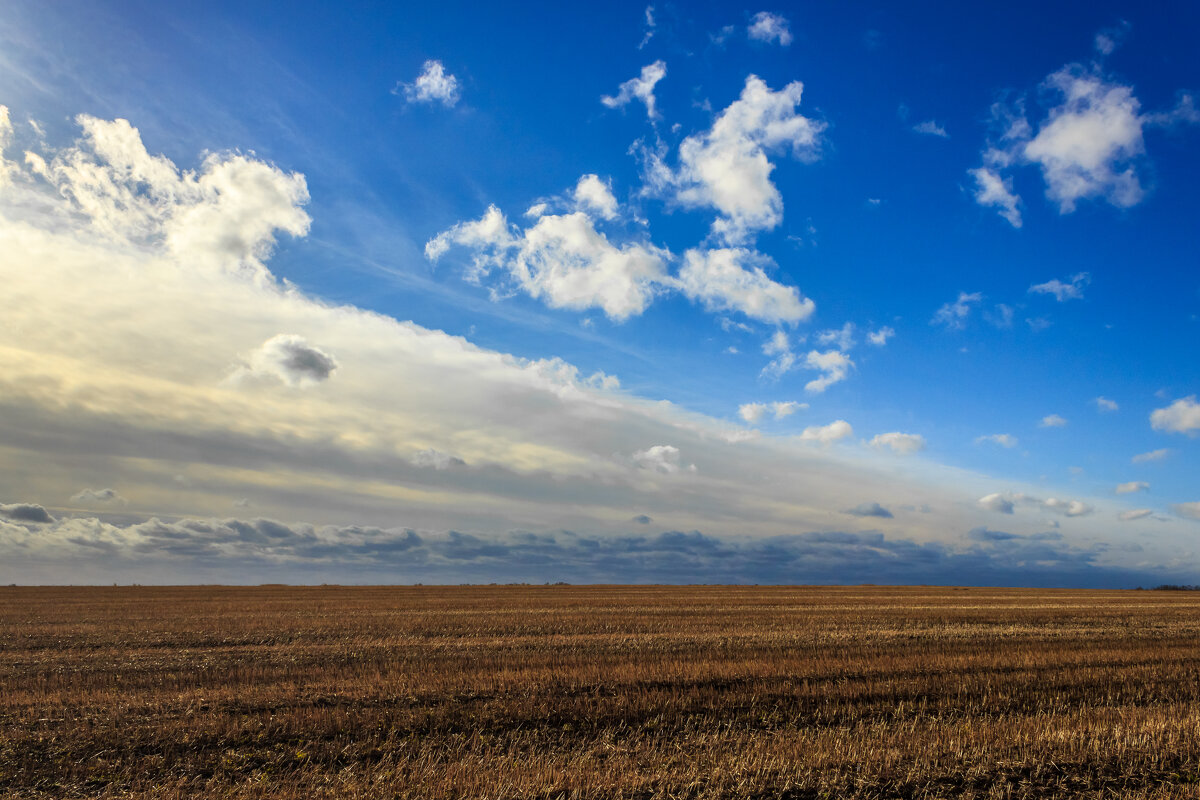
[2, 585, 1199, 798]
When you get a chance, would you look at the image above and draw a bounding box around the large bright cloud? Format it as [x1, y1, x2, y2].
[678, 247, 813, 324]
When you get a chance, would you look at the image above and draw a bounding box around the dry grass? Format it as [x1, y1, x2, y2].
[2, 585, 1200, 798]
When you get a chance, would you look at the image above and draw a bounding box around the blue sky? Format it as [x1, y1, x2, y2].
[0, 1, 1198, 585]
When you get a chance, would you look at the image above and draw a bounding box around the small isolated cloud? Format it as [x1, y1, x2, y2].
[845, 502, 893, 519]
[803, 349, 853, 393]
[1026, 317, 1052, 332]
[633, 445, 695, 474]
[70, 488, 127, 506]
[968, 167, 1022, 228]
[411, 449, 466, 470]
[0, 503, 55, 524]
[1115, 481, 1149, 494]
[573, 174, 619, 220]
[816, 322, 855, 352]
[601, 61, 667, 120]
[1040, 414, 1068, 428]
[1029, 272, 1090, 302]
[867, 326, 894, 346]
[912, 120, 948, 138]
[798, 420, 853, 445]
[399, 60, 461, 107]
[738, 400, 806, 424]
[1132, 448, 1170, 464]
[978, 493, 1015, 514]
[976, 433, 1018, 448]
[679, 248, 814, 324]
[1150, 396, 1200, 435]
[1043, 498, 1093, 517]
[631, 514, 653, 524]
[747, 11, 793, 46]
[760, 330, 797, 378]
[868, 432, 926, 455]
[932, 291, 982, 330]
[1118, 509, 1153, 521]
[1094, 396, 1119, 412]
[985, 303, 1015, 329]
[1169, 502, 1200, 521]
[1093, 21, 1131, 56]
[236, 334, 338, 387]
[638, 6, 656, 49]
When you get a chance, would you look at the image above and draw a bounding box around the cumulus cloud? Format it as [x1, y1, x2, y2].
[399, 60, 461, 106]
[1169, 503, 1200, 521]
[632, 445, 695, 474]
[71, 488, 127, 506]
[803, 349, 853, 393]
[932, 291, 982, 330]
[1040, 414, 1068, 428]
[976, 434, 1018, 448]
[816, 322, 855, 352]
[738, 400, 806, 424]
[601, 61, 667, 120]
[644, 75, 824, 243]
[868, 432, 925, 455]
[1094, 396, 1119, 412]
[1115, 481, 1148, 494]
[232, 334, 338, 387]
[969, 60, 1198, 223]
[427, 204, 669, 320]
[913, 120, 948, 138]
[1132, 448, 1170, 464]
[867, 326, 894, 346]
[1118, 509, 1153, 522]
[1150, 397, 1200, 435]
[747, 11, 792, 45]
[845, 501, 892, 519]
[978, 493, 1016, 514]
[798, 420, 852, 444]
[1043, 497, 1093, 517]
[1029, 272, 1089, 301]
[0, 502, 54, 524]
[678, 248, 814, 323]
[760, 330, 797, 378]
[572, 174, 620, 220]
[412, 449, 466, 470]
[1093, 22, 1130, 56]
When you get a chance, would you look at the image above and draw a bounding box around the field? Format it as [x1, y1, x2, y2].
[2, 586, 1200, 799]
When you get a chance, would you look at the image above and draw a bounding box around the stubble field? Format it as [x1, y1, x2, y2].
[2, 585, 1199, 798]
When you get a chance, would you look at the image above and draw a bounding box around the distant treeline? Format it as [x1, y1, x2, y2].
[1136, 584, 1200, 591]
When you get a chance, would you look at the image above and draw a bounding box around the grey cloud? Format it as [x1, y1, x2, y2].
[70, 488, 126, 505]
[0, 502, 55, 523]
[844, 502, 893, 519]
[241, 334, 338, 387]
[631, 514, 653, 524]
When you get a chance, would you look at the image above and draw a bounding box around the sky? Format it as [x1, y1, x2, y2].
[0, 0, 1198, 586]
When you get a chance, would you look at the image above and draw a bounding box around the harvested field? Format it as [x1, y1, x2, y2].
[2, 585, 1200, 798]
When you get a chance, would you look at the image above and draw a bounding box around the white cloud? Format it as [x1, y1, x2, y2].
[1040, 414, 1068, 428]
[678, 247, 814, 324]
[760, 330, 797, 378]
[816, 322, 855, 352]
[747, 11, 793, 46]
[867, 326, 894, 346]
[932, 291, 982, 330]
[231, 334, 338, 388]
[601, 61, 667, 120]
[649, 75, 824, 244]
[978, 493, 1015, 514]
[1093, 22, 1129, 56]
[1115, 481, 1149, 494]
[1094, 396, 1119, 412]
[970, 60, 1198, 223]
[427, 206, 669, 321]
[738, 400, 806, 424]
[638, 6, 656, 49]
[1150, 396, 1200, 435]
[1170, 502, 1200, 521]
[912, 120, 948, 138]
[968, 167, 1022, 228]
[632, 444, 695, 474]
[71, 488, 127, 506]
[1029, 272, 1089, 301]
[798, 420, 853, 444]
[1042, 497, 1093, 517]
[803, 349, 853, 393]
[0, 105, 14, 188]
[868, 433, 926, 455]
[399, 60, 461, 107]
[976, 434, 1018, 448]
[1118, 509, 1153, 521]
[573, 174, 620, 220]
[411, 449, 466, 470]
[1132, 448, 1170, 464]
